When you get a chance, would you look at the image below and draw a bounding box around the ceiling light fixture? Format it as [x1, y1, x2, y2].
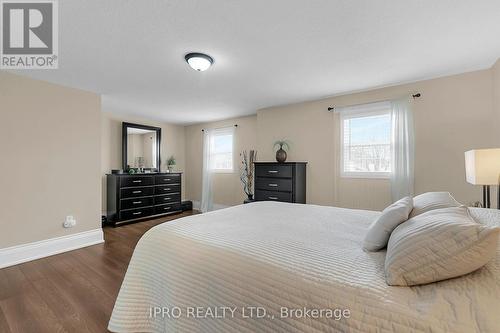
[185, 52, 213, 72]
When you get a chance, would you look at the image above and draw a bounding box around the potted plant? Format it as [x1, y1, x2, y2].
[166, 155, 176, 172]
[240, 150, 257, 200]
[273, 140, 290, 163]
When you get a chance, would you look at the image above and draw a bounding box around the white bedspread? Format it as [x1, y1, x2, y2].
[108, 202, 500, 333]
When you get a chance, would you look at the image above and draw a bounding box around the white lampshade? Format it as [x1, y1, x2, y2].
[464, 148, 500, 185]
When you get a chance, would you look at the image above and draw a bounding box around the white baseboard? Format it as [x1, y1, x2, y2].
[0, 228, 104, 269]
[192, 200, 231, 211]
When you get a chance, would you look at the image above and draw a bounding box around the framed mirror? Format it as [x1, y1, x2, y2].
[122, 122, 161, 172]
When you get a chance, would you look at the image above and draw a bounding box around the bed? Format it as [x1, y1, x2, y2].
[108, 201, 500, 333]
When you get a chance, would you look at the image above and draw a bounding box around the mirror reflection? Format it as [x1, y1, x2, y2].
[126, 128, 157, 169]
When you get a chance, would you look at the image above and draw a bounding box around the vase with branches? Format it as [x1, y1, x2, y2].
[273, 139, 290, 163]
[240, 150, 257, 200]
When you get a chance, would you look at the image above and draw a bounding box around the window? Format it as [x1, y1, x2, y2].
[210, 128, 234, 172]
[340, 103, 392, 178]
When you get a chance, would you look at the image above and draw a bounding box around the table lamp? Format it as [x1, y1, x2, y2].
[464, 148, 500, 209]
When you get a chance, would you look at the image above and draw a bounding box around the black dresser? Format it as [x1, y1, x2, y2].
[254, 162, 307, 203]
[106, 173, 182, 226]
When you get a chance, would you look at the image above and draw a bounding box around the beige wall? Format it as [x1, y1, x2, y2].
[258, 69, 499, 210]
[0, 72, 101, 248]
[184, 115, 257, 206]
[493, 58, 500, 138]
[101, 112, 186, 212]
[257, 100, 338, 206]
[494, 59, 500, 208]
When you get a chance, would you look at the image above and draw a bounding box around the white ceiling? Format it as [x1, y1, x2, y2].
[11, 0, 500, 125]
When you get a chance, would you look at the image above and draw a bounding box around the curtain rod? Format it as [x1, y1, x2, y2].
[327, 93, 421, 112]
[201, 124, 238, 132]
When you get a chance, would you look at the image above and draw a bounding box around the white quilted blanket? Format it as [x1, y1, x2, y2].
[108, 202, 500, 333]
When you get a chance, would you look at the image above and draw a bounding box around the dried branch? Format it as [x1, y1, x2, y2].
[239, 150, 257, 196]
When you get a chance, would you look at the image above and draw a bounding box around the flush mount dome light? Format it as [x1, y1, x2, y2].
[185, 52, 213, 71]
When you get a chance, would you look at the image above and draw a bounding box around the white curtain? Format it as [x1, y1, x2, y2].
[390, 98, 415, 202]
[201, 129, 213, 213]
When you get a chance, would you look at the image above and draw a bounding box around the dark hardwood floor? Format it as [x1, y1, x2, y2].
[0, 211, 198, 333]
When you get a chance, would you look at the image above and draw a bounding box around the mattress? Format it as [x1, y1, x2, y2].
[108, 202, 500, 333]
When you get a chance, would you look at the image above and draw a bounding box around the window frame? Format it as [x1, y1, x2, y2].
[209, 127, 235, 173]
[339, 107, 392, 179]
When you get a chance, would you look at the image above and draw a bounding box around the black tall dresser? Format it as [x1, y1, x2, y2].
[106, 173, 182, 226]
[254, 162, 307, 203]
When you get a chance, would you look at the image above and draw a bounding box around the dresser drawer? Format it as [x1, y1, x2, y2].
[154, 193, 181, 205]
[120, 176, 154, 187]
[119, 207, 154, 220]
[255, 190, 292, 202]
[120, 196, 153, 210]
[121, 186, 154, 198]
[155, 184, 181, 195]
[155, 174, 181, 185]
[255, 178, 292, 192]
[154, 203, 181, 215]
[255, 164, 292, 178]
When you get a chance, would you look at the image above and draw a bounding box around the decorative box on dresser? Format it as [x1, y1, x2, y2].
[254, 162, 307, 203]
[106, 173, 182, 226]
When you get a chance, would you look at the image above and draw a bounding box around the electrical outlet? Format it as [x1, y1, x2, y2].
[63, 215, 76, 228]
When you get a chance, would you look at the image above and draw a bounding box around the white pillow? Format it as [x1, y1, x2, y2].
[409, 191, 460, 218]
[363, 197, 413, 252]
[385, 206, 500, 286]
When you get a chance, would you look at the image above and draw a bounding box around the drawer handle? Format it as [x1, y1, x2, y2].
[132, 190, 142, 194]
[268, 170, 278, 174]
[163, 206, 171, 210]
[132, 180, 142, 183]
[164, 188, 170, 191]
[132, 211, 142, 215]
[268, 183, 278, 187]
[163, 179, 171, 181]
[268, 196, 278, 200]
[164, 197, 171, 200]
[133, 201, 142, 204]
